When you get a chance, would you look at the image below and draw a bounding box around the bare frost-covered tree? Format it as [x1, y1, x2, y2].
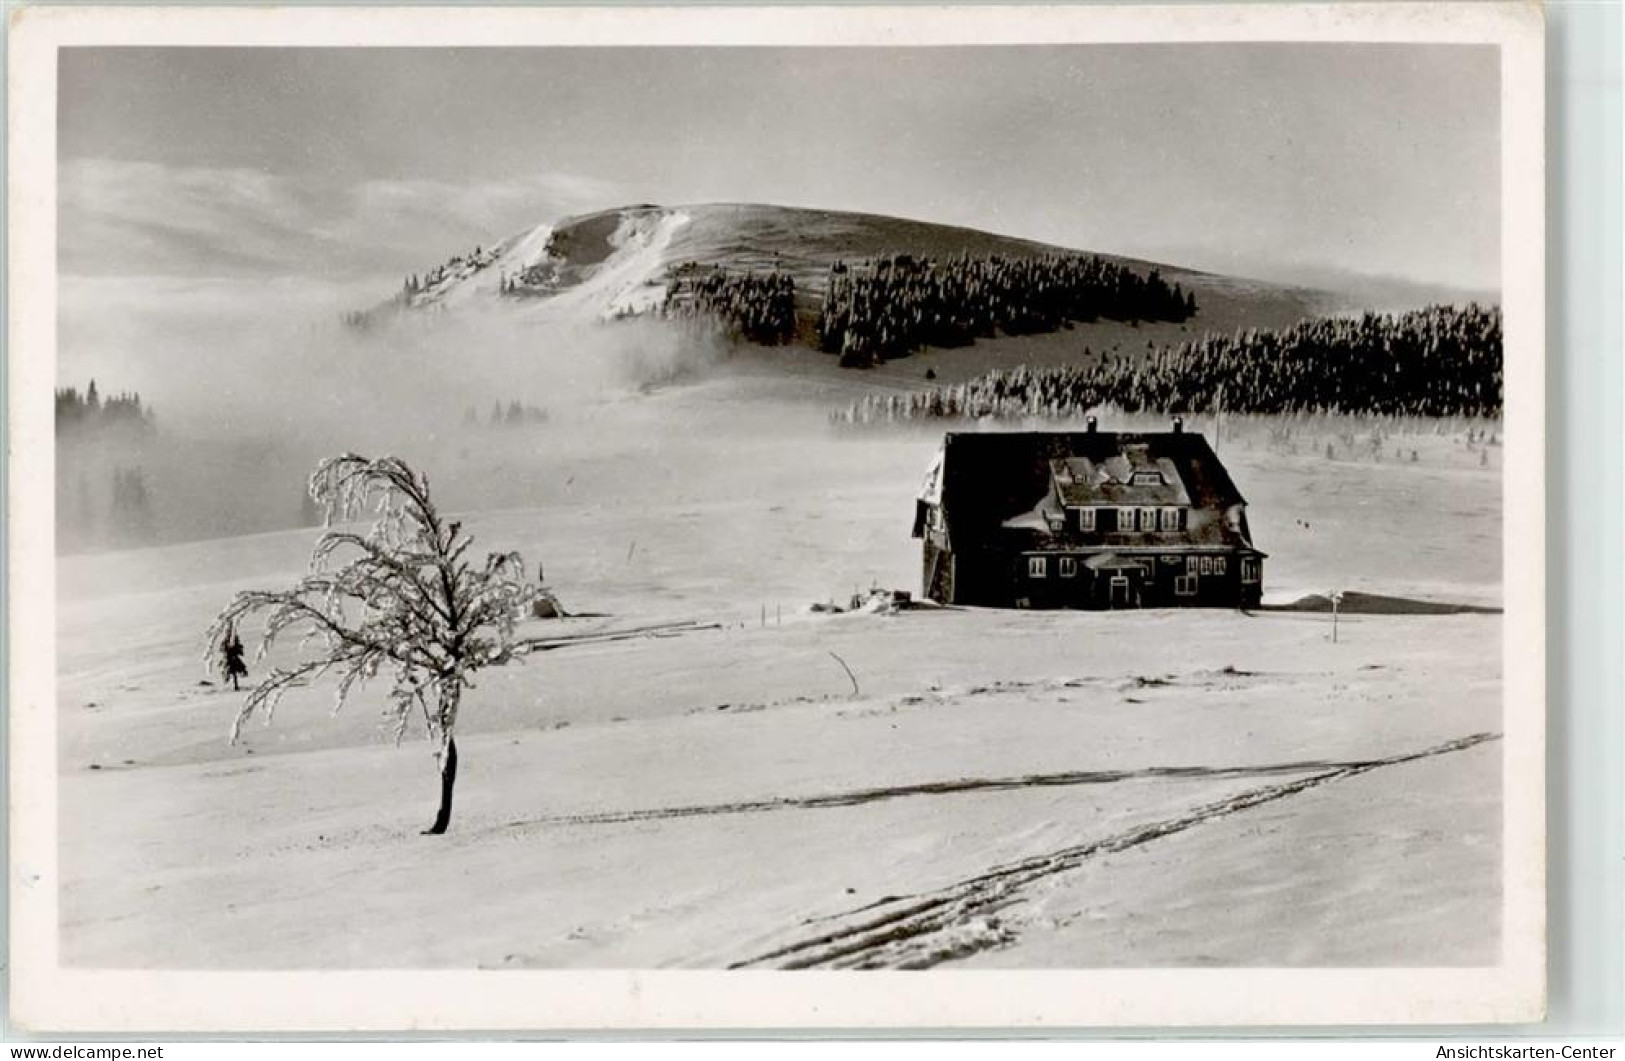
[205, 454, 543, 835]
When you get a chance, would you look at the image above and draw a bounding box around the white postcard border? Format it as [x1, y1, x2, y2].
[7, 2, 1546, 1032]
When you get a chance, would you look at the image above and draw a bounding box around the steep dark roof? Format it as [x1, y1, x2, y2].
[1052, 450, 1191, 506]
[934, 430, 1251, 549]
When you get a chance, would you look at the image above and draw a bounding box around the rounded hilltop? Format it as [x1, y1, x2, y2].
[368, 201, 1342, 329]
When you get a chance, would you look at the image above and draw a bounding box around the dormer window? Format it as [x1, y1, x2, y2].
[1131, 470, 1164, 486]
[1077, 508, 1096, 532]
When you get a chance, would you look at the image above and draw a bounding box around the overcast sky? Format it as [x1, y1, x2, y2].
[58, 44, 1500, 290]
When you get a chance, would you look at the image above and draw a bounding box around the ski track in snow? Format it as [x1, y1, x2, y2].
[725, 731, 1501, 970]
[501, 753, 1451, 831]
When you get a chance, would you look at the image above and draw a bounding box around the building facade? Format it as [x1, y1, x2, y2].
[913, 421, 1265, 609]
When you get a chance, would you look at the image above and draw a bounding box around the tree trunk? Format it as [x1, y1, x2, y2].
[424, 736, 459, 835]
[423, 686, 462, 835]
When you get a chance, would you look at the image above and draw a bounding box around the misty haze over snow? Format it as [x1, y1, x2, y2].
[53, 43, 1502, 548]
[58, 44, 1500, 430]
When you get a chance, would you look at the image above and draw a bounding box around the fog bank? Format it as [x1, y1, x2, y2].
[55, 274, 756, 551]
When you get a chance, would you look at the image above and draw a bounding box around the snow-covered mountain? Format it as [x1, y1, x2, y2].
[395, 204, 687, 317]
[364, 202, 1360, 329]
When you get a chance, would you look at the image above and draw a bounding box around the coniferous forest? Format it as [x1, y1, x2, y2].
[55, 380, 160, 552]
[661, 265, 799, 345]
[816, 253, 1196, 367]
[833, 304, 1502, 424]
[55, 380, 156, 438]
[655, 252, 1196, 365]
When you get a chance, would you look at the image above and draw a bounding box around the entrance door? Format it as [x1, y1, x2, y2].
[1109, 575, 1131, 607]
[925, 546, 954, 604]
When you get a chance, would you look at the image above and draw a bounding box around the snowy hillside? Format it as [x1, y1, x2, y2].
[56, 212, 1509, 976]
[362, 202, 1351, 331]
[58, 392, 1506, 970]
[402, 205, 690, 317]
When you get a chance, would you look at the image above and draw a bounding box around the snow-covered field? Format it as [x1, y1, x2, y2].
[56, 379, 1504, 969]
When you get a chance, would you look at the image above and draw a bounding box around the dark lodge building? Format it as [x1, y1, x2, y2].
[913, 421, 1265, 609]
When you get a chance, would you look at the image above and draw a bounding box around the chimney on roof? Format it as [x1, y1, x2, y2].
[1172, 417, 1184, 434]
[1086, 415, 1098, 434]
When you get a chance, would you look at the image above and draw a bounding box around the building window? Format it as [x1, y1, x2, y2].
[1118, 508, 1135, 532]
[1028, 556, 1047, 578]
[1059, 556, 1077, 578]
[1079, 508, 1095, 532]
[1214, 556, 1227, 576]
[1242, 558, 1260, 583]
[1186, 555, 1199, 574]
[1159, 507, 1179, 531]
[1139, 507, 1157, 531]
[1200, 556, 1213, 575]
[1175, 575, 1197, 597]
